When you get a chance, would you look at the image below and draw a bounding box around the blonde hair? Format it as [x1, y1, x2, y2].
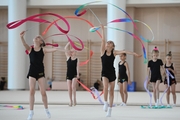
[107, 40, 115, 50]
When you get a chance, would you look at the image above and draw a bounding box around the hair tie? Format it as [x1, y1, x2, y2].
[154, 47, 158, 51]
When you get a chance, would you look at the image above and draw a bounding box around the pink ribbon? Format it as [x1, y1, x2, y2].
[7, 13, 70, 34]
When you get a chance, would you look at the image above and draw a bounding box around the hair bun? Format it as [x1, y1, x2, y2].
[166, 51, 172, 56]
[169, 51, 172, 56]
[153, 46, 158, 51]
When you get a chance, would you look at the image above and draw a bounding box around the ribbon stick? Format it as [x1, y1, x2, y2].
[88, 8, 102, 24]
[159, 69, 174, 106]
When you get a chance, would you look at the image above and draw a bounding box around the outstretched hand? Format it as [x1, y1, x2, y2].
[20, 31, 25, 38]
[100, 24, 104, 28]
[135, 53, 142, 57]
[167, 68, 173, 71]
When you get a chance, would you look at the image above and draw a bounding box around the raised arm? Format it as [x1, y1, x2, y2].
[20, 31, 31, 51]
[64, 42, 70, 59]
[125, 62, 131, 84]
[100, 24, 106, 56]
[114, 50, 142, 57]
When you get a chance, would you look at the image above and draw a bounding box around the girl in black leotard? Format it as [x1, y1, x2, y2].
[100, 25, 142, 117]
[64, 42, 79, 106]
[20, 31, 59, 120]
[164, 51, 177, 107]
[147, 46, 164, 107]
[118, 53, 131, 106]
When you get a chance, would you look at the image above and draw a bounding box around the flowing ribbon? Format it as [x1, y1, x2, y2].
[75, 1, 137, 30]
[7, 13, 78, 52]
[141, 105, 172, 109]
[76, 80, 116, 106]
[44, 33, 84, 51]
[75, 1, 150, 63]
[144, 76, 152, 108]
[91, 87, 116, 107]
[79, 50, 93, 66]
[0, 104, 24, 110]
[42, 16, 102, 38]
[142, 77, 170, 109]
[91, 87, 104, 104]
[142, 70, 174, 109]
[45, 43, 59, 47]
[76, 80, 103, 99]
[43, 16, 103, 65]
[42, 16, 101, 51]
[109, 18, 154, 42]
[73, 41, 94, 66]
[159, 69, 174, 106]
[7, 13, 70, 34]
[90, 26, 147, 63]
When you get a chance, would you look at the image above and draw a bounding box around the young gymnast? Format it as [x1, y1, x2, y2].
[164, 51, 177, 107]
[20, 31, 59, 120]
[118, 53, 131, 106]
[100, 24, 142, 117]
[64, 42, 79, 106]
[147, 46, 164, 107]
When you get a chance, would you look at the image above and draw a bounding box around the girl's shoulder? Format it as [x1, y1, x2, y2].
[148, 60, 153, 63]
[119, 61, 126, 65]
[171, 63, 174, 67]
[157, 59, 162, 61]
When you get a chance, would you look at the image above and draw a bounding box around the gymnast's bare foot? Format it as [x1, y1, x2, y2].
[69, 100, 73, 107]
[73, 99, 77, 106]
